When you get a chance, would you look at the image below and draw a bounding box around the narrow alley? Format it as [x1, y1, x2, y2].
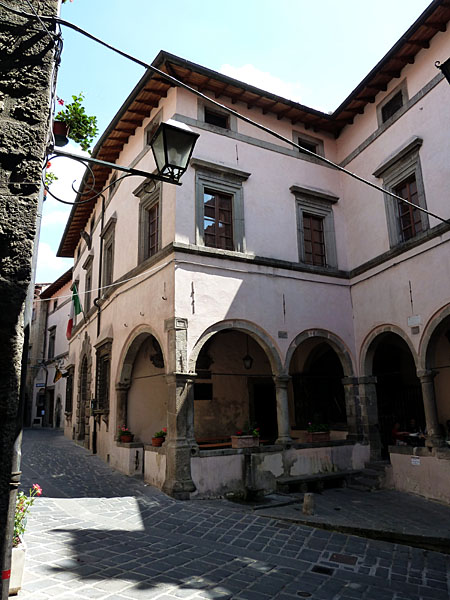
[14, 429, 450, 599]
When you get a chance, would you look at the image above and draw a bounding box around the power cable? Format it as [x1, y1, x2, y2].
[2, 1, 449, 225]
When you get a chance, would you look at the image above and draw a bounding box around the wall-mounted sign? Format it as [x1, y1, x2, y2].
[35, 383, 45, 388]
[411, 456, 421, 466]
[407, 315, 421, 327]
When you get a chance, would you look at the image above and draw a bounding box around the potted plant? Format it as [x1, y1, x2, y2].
[11, 484, 42, 595]
[117, 426, 134, 443]
[152, 427, 167, 447]
[53, 93, 98, 152]
[306, 422, 330, 443]
[231, 423, 260, 449]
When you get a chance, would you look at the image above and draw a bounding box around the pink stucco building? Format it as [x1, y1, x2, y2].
[57, 1, 450, 501]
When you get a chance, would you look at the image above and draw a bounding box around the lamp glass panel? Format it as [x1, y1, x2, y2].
[151, 128, 166, 173]
[166, 128, 196, 169]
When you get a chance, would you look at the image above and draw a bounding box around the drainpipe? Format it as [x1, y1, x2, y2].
[93, 194, 105, 338]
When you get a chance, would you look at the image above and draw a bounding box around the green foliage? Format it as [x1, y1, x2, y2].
[154, 428, 167, 438]
[55, 93, 98, 152]
[13, 484, 42, 547]
[306, 422, 330, 433]
[235, 422, 260, 437]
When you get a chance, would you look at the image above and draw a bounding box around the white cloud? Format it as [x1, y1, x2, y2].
[37, 143, 88, 283]
[35, 242, 72, 283]
[220, 63, 305, 104]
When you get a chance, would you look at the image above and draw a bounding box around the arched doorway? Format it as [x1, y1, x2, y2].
[422, 309, 450, 438]
[288, 336, 348, 439]
[193, 329, 277, 443]
[118, 331, 168, 443]
[369, 332, 424, 457]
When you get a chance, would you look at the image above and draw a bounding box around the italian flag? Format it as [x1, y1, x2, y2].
[66, 284, 83, 339]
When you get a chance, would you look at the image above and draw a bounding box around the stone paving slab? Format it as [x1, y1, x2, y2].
[13, 429, 450, 599]
[254, 488, 450, 553]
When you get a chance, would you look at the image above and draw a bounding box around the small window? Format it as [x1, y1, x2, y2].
[136, 183, 161, 263]
[53, 299, 58, 311]
[145, 110, 162, 146]
[85, 268, 92, 311]
[395, 175, 423, 242]
[381, 91, 403, 123]
[298, 138, 318, 155]
[103, 240, 114, 287]
[204, 108, 229, 129]
[90, 214, 95, 234]
[203, 189, 233, 250]
[303, 213, 326, 266]
[108, 172, 118, 199]
[48, 328, 56, 360]
[96, 343, 111, 411]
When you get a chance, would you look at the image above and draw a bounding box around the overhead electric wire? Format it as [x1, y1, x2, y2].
[2, 1, 450, 225]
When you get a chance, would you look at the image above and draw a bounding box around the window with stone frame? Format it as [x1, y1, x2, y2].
[294, 131, 325, 161]
[136, 183, 161, 262]
[95, 341, 111, 411]
[191, 159, 250, 253]
[376, 81, 408, 127]
[291, 185, 339, 269]
[144, 109, 162, 147]
[372, 137, 428, 247]
[83, 254, 94, 312]
[48, 326, 56, 360]
[100, 214, 116, 291]
[65, 367, 74, 413]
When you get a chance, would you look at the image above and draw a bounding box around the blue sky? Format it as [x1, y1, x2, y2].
[37, 0, 432, 282]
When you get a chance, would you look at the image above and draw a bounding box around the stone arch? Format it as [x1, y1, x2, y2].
[115, 325, 167, 439]
[419, 304, 450, 370]
[285, 329, 355, 377]
[360, 324, 419, 376]
[117, 325, 166, 386]
[188, 320, 283, 376]
[76, 332, 92, 447]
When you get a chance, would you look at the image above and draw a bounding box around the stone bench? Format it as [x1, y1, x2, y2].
[276, 469, 361, 493]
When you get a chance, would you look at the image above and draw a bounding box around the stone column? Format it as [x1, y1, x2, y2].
[162, 317, 197, 499]
[273, 375, 292, 444]
[358, 376, 381, 460]
[417, 370, 443, 447]
[341, 377, 364, 442]
[115, 382, 129, 431]
[163, 373, 197, 499]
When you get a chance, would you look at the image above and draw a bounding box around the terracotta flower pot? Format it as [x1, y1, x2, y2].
[53, 121, 69, 147]
[231, 435, 259, 449]
[152, 436, 164, 447]
[306, 431, 330, 443]
[119, 434, 133, 443]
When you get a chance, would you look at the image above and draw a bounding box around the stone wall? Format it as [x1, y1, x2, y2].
[0, 0, 58, 579]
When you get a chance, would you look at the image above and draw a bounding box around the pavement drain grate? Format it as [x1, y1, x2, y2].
[297, 592, 312, 598]
[311, 565, 334, 576]
[330, 553, 358, 565]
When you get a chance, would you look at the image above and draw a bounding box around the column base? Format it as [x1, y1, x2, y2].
[275, 435, 292, 445]
[162, 477, 196, 500]
[426, 435, 445, 448]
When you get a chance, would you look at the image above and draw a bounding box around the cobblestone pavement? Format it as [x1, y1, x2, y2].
[16, 429, 450, 600]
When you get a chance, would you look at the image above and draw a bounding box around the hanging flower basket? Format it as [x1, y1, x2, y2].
[53, 121, 69, 147]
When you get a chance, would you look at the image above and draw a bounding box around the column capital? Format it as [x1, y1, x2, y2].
[164, 317, 188, 331]
[273, 374, 291, 387]
[165, 372, 197, 386]
[417, 369, 437, 382]
[357, 376, 377, 385]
